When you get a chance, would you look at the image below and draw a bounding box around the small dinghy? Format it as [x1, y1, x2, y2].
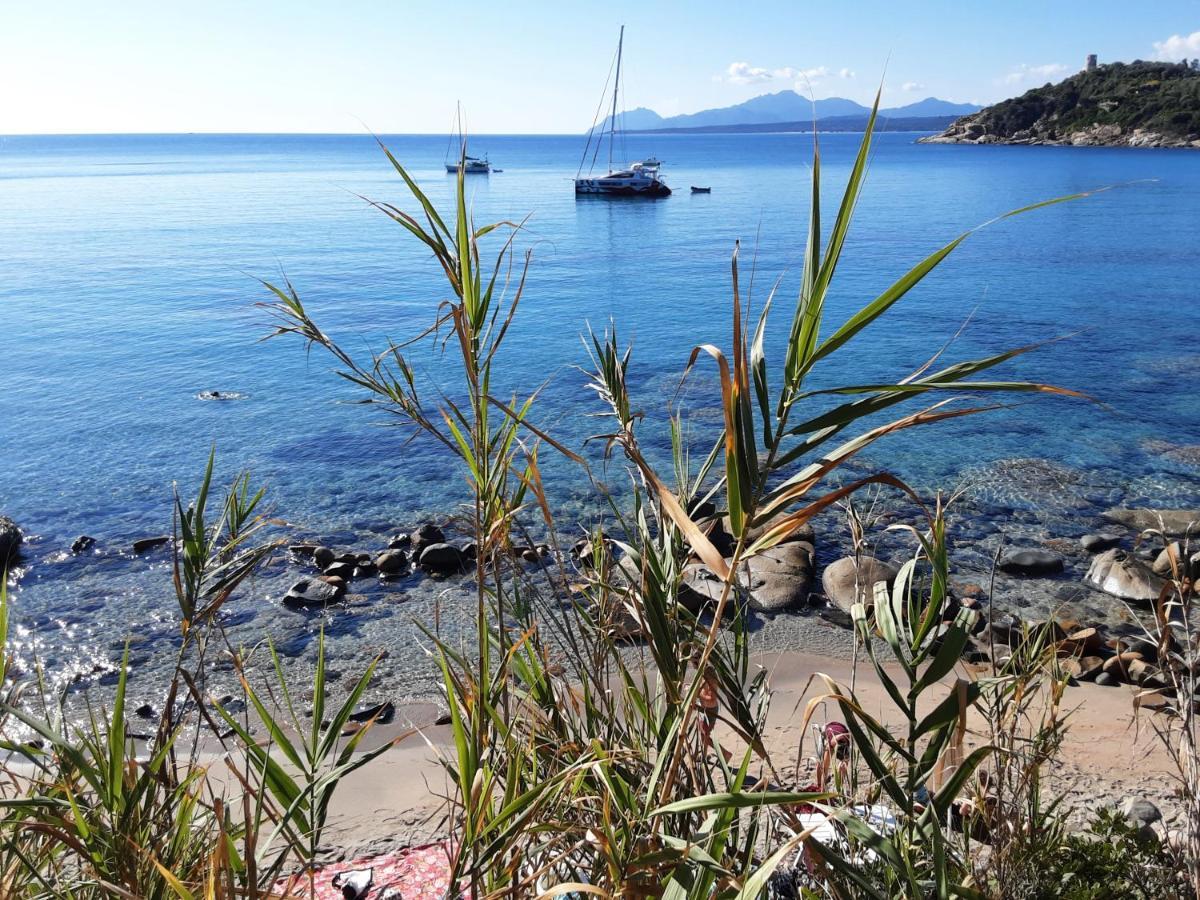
[690, 186, 711, 193]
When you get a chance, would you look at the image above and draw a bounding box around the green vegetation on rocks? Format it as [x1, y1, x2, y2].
[922, 60, 1200, 148]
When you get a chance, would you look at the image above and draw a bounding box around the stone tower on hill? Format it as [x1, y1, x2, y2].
[1086, 54, 1098, 72]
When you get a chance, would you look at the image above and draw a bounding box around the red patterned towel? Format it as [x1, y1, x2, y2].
[275, 841, 456, 898]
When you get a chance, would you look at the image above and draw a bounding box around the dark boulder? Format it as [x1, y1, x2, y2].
[71, 534, 97, 554]
[387, 532, 410, 550]
[0, 513, 21, 564]
[285, 577, 342, 606]
[313, 546, 336, 568]
[349, 700, 396, 724]
[998, 549, 1064, 577]
[132, 536, 170, 555]
[1080, 533, 1122, 553]
[1102, 507, 1200, 538]
[412, 523, 445, 554]
[419, 543, 467, 574]
[323, 561, 355, 580]
[375, 549, 408, 574]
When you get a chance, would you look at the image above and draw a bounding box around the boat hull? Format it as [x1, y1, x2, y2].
[574, 178, 671, 197]
[446, 164, 490, 174]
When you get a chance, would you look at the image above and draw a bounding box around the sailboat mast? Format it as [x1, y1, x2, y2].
[608, 25, 624, 173]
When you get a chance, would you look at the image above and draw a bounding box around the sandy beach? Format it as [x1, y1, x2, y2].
[311, 647, 1181, 862]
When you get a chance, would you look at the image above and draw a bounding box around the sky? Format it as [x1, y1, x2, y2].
[2, 1, 1199, 134]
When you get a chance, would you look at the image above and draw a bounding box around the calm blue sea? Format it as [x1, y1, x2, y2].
[2, 131, 1198, 700]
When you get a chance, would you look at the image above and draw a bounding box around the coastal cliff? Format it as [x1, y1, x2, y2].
[921, 59, 1200, 148]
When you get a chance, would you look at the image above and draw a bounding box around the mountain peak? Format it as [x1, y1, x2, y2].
[596, 91, 980, 133]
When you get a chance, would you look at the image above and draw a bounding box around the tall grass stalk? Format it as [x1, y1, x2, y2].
[259, 100, 1107, 896]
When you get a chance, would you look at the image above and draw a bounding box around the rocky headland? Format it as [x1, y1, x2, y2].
[921, 59, 1200, 148]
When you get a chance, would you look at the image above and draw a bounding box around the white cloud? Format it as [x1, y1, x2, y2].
[723, 62, 853, 86]
[901, 80, 925, 92]
[1153, 30, 1200, 60]
[1000, 63, 1068, 86]
[724, 62, 777, 84]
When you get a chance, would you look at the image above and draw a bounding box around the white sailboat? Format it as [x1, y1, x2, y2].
[575, 27, 670, 198]
[444, 103, 491, 175]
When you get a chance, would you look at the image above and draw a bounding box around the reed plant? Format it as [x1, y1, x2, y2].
[1131, 524, 1200, 895]
[0, 457, 404, 897]
[1, 102, 1184, 898]
[256, 106, 1120, 898]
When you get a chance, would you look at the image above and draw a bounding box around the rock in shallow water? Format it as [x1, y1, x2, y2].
[412, 523, 445, 554]
[1083, 549, 1165, 603]
[999, 548, 1064, 577]
[323, 561, 355, 580]
[285, 577, 342, 605]
[1102, 507, 1200, 538]
[70, 534, 96, 554]
[375, 549, 407, 574]
[1151, 543, 1200, 579]
[419, 542, 467, 574]
[0, 516, 23, 565]
[821, 556, 898, 613]
[1080, 533, 1122, 553]
[132, 536, 170, 554]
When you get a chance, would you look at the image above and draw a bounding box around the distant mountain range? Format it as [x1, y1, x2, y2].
[596, 90, 980, 133]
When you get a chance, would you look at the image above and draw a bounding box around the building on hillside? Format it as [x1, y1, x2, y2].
[1085, 54, 1098, 72]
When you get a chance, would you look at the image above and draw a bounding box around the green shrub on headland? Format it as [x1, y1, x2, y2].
[926, 60, 1200, 146]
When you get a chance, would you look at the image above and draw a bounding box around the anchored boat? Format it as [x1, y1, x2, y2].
[444, 102, 491, 175]
[445, 155, 490, 175]
[575, 27, 669, 198]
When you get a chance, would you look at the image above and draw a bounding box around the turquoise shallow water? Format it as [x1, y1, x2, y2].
[1, 131, 1198, 700]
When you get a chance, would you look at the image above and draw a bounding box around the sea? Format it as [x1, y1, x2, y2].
[2, 131, 1198, 707]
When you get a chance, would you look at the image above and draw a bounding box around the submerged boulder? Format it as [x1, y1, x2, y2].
[132, 536, 170, 554]
[821, 556, 898, 613]
[285, 577, 342, 605]
[1080, 533, 1122, 554]
[0, 516, 23, 565]
[998, 548, 1064, 577]
[1102, 508, 1200, 538]
[412, 523, 445, 554]
[419, 543, 467, 574]
[375, 549, 408, 574]
[1084, 549, 1165, 603]
[70, 534, 96, 555]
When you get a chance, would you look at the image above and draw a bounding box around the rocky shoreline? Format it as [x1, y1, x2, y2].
[919, 117, 1200, 148]
[3, 480, 1199, 724]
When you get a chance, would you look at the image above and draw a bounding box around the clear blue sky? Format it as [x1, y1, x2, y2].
[3, 0, 1198, 134]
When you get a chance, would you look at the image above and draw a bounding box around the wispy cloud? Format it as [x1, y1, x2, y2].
[722, 62, 853, 86]
[999, 63, 1068, 86]
[901, 81, 925, 92]
[1153, 30, 1200, 60]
